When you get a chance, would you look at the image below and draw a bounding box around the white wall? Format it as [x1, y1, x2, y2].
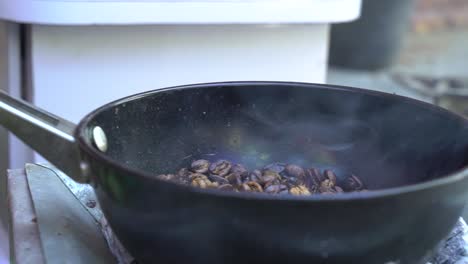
[0, 0, 362, 25]
[29, 24, 330, 163]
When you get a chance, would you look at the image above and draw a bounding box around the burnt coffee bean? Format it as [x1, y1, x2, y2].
[218, 184, 234, 191]
[208, 174, 229, 185]
[191, 160, 210, 174]
[263, 163, 286, 174]
[324, 169, 337, 185]
[264, 184, 288, 194]
[285, 164, 306, 180]
[345, 175, 365, 191]
[225, 173, 243, 186]
[209, 160, 232, 176]
[289, 185, 311, 196]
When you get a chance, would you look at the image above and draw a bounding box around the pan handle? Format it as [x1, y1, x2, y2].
[0, 90, 87, 183]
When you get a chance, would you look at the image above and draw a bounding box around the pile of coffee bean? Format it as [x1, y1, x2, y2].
[156, 159, 367, 196]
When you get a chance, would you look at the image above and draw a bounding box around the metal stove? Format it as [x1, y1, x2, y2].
[393, 74, 468, 117]
[6, 164, 468, 263]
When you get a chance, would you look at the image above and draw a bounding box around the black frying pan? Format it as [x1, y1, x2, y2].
[1, 82, 468, 264]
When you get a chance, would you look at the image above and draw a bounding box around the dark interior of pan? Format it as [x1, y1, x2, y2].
[84, 82, 468, 191]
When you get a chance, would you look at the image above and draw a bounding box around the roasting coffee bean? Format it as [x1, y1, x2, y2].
[189, 173, 208, 180]
[232, 164, 248, 178]
[156, 158, 367, 196]
[319, 179, 335, 193]
[191, 177, 208, 188]
[246, 169, 262, 182]
[225, 173, 243, 186]
[281, 164, 305, 187]
[303, 169, 316, 190]
[262, 170, 281, 180]
[285, 164, 306, 180]
[289, 185, 311, 196]
[191, 175, 218, 189]
[264, 184, 288, 194]
[307, 168, 325, 186]
[281, 176, 300, 187]
[261, 171, 281, 187]
[324, 169, 337, 186]
[245, 181, 263, 192]
[262, 176, 277, 187]
[240, 183, 251, 192]
[209, 160, 232, 176]
[263, 163, 286, 174]
[308, 184, 319, 194]
[208, 174, 229, 185]
[321, 179, 335, 188]
[240, 181, 263, 192]
[191, 160, 210, 174]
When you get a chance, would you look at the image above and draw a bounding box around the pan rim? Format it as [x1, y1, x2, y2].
[75, 81, 468, 202]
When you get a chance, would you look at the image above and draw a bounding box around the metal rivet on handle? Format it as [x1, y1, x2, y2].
[92, 126, 108, 152]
